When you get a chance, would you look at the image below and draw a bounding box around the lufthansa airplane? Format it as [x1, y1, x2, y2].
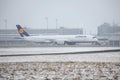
[16, 25, 100, 45]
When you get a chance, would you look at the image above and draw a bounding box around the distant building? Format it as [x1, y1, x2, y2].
[97, 23, 120, 46]
[98, 23, 120, 36]
[0, 27, 83, 35]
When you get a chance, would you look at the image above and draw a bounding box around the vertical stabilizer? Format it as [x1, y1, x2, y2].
[16, 25, 30, 37]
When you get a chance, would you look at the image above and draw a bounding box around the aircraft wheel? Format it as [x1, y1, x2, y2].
[52, 42, 58, 46]
[64, 41, 68, 45]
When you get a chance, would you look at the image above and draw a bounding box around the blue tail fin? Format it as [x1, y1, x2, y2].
[16, 25, 30, 37]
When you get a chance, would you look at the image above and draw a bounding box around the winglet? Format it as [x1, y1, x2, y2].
[16, 25, 30, 37]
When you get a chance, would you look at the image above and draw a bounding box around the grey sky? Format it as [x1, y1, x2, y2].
[0, 0, 120, 34]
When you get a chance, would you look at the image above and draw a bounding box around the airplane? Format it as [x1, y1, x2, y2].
[16, 25, 100, 45]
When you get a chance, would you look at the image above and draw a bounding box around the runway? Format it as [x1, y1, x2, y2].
[0, 47, 120, 56]
[0, 47, 120, 62]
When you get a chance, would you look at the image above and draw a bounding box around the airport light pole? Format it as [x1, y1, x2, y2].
[56, 19, 58, 34]
[4, 19, 7, 46]
[45, 17, 48, 34]
[4, 19, 7, 32]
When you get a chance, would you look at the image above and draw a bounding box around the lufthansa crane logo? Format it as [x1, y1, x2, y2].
[19, 28, 24, 33]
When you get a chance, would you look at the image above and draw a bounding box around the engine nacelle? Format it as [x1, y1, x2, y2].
[54, 40, 75, 45]
[55, 40, 65, 45]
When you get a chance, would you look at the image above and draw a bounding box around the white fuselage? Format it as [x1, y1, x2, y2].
[22, 34, 99, 45]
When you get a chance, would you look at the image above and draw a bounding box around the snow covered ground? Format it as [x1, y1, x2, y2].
[0, 47, 120, 62]
[0, 47, 120, 55]
[0, 62, 120, 80]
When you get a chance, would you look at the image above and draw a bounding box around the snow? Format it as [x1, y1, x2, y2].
[0, 47, 120, 55]
[0, 47, 120, 62]
[0, 62, 120, 80]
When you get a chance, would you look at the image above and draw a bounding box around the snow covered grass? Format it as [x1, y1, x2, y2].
[0, 62, 120, 80]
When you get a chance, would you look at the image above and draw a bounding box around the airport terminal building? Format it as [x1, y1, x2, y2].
[97, 23, 120, 46]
